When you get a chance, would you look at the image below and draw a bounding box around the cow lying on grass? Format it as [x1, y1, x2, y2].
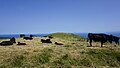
[23, 37, 33, 40]
[0, 41, 13, 46]
[43, 36, 53, 39]
[17, 42, 27, 45]
[41, 39, 52, 43]
[55, 42, 63, 45]
[10, 37, 16, 43]
[0, 37, 16, 46]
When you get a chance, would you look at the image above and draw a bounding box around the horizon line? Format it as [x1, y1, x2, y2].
[0, 31, 120, 35]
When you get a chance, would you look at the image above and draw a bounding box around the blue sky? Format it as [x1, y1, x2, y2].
[0, 0, 120, 34]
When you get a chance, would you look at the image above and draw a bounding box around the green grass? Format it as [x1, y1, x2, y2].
[11, 55, 26, 67]
[0, 46, 120, 68]
[86, 49, 120, 67]
[33, 48, 53, 64]
[0, 32, 120, 68]
[47, 32, 83, 40]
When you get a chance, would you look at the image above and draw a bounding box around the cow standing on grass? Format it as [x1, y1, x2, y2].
[87, 33, 112, 47]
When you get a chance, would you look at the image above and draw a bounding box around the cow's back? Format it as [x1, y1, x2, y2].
[88, 33, 108, 42]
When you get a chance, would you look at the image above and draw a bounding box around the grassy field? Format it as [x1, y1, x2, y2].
[0, 32, 120, 68]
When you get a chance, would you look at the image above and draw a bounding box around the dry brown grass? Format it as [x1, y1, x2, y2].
[0, 34, 120, 68]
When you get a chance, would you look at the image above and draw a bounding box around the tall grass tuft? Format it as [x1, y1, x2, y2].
[11, 55, 26, 67]
[52, 54, 72, 68]
[32, 48, 53, 65]
[87, 49, 120, 67]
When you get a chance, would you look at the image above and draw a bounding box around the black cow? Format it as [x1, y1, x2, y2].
[23, 37, 33, 40]
[41, 39, 52, 43]
[111, 35, 119, 44]
[20, 34, 25, 38]
[87, 33, 112, 47]
[30, 34, 36, 37]
[48, 36, 53, 39]
[55, 42, 63, 45]
[17, 42, 27, 45]
[43, 36, 47, 37]
[0, 41, 13, 46]
[10, 37, 16, 43]
[0, 37, 16, 46]
[43, 36, 53, 39]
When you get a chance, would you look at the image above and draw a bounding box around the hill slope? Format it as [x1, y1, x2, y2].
[47, 32, 83, 39]
[0, 32, 120, 68]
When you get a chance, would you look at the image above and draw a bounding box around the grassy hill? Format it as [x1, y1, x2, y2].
[0, 32, 120, 68]
[47, 32, 83, 39]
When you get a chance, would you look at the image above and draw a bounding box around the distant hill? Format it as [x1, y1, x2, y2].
[47, 32, 83, 39]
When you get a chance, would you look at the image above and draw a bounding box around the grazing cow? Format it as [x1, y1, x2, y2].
[55, 42, 63, 45]
[87, 33, 112, 47]
[17, 42, 27, 45]
[111, 35, 119, 44]
[41, 39, 52, 43]
[23, 37, 33, 40]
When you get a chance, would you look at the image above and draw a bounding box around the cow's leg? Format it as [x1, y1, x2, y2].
[87, 38, 89, 42]
[89, 40, 92, 47]
[101, 42, 103, 47]
[118, 41, 119, 45]
[116, 41, 119, 45]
